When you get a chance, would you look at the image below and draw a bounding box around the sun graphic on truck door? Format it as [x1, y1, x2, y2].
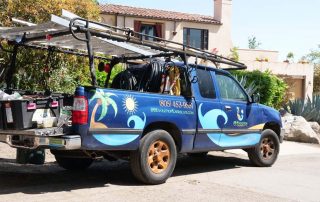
[122, 95, 138, 114]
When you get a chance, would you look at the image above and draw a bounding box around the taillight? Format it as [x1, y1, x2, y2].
[72, 96, 88, 125]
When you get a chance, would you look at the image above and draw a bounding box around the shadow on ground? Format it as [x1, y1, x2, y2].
[0, 153, 251, 195]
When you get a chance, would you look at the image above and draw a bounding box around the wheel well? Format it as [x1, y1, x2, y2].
[263, 122, 281, 138]
[143, 122, 182, 151]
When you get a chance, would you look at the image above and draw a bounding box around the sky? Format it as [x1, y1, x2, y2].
[98, 0, 320, 61]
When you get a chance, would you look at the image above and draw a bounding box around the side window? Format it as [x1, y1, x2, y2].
[196, 68, 216, 99]
[216, 73, 247, 102]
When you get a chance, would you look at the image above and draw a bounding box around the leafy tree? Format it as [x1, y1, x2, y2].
[0, 0, 100, 27]
[0, 0, 101, 93]
[314, 67, 320, 94]
[306, 45, 320, 64]
[248, 36, 261, 49]
[306, 45, 320, 93]
[286, 52, 294, 63]
[229, 47, 239, 62]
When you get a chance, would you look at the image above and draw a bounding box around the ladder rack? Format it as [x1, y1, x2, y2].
[67, 18, 247, 70]
[0, 10, 247, 87]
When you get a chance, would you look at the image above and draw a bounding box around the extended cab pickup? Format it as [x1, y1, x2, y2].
[62, 61, 283, 184]
[0, 61, 284, 184]
[0, 15, 284, 185]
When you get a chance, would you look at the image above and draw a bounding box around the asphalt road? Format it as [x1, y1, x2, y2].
[0, 142, 320, 202]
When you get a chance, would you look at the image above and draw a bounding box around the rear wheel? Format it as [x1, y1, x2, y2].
[55, 156, 93, 170]
[247, 129, 280, 167]
[130, 130, 177, 184]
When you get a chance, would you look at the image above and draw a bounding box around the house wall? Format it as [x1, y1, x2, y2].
[238, 48, 314, 99]
[213, 0, 233, 56]
[100, 14, 233, 57]
[244, 61, 314, 99]
[284, 78, 305, 100]
[238, 49, 279, 62]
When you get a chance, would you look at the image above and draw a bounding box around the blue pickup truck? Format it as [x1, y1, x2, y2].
[0, 16, 284, 185]
[54, 60, 283, 184]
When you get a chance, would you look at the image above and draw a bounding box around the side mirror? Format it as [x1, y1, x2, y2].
[251, 93, 260, 103]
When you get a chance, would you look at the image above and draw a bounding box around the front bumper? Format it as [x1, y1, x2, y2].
[0, 134, 81, 150]
[280, 128, 285, 143]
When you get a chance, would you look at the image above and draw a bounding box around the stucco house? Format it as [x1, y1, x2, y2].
[99, 0, 314, 99]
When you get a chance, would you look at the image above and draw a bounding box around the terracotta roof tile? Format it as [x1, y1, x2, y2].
[100, 4, 221, 24]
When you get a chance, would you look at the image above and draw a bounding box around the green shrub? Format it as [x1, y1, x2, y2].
[232, 70, 287, 109]
[284, 95, 320, 123]
[96, 63, 124, 87]
[10, 50, 92, 94]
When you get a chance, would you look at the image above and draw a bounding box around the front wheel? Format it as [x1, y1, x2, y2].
[247, 129, 280, 167]
[130, 130, 177, 184]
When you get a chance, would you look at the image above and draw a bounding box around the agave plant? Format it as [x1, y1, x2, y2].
[311, 94, 320, 122]
[284, 95, 320, 123]
[233, 75, 258, 96]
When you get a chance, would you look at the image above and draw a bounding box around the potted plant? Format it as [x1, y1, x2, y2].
[285, 52, 294, 63]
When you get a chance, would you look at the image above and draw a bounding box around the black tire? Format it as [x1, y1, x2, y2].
[130, 129, 177, 185]
[187, 152, 208, 158]
[55, 156, 93, 170]
[247, 129, 280, 167]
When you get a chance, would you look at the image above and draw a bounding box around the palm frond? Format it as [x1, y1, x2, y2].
[89, 91, 104, 104]
[98, 98, 108, 121]
[107, 97, 118, 117]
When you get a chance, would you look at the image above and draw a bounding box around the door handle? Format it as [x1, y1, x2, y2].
[225, 105, 232, 111]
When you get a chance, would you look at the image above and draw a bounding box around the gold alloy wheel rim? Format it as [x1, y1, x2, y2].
[147, 140, 170, 174]
[260, 137, 275, 160]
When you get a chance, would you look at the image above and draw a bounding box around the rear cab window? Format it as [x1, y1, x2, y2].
[196, 68, 216, 99]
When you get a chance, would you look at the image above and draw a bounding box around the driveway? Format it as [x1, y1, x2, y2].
[0, 141, 319, 202]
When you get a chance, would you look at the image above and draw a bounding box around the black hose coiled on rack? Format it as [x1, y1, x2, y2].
[111, 69, 137, 90]
[110, 60, 165, 92]
[144, 60, 165, 92]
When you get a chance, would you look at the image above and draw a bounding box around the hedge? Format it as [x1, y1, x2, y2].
[231, 70, 287, 109]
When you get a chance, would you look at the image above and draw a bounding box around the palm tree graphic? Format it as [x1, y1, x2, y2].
[89, 91, 118, 128]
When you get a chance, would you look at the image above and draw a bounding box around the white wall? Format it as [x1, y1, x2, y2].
[244, 61, 314, 99]
[238, 49, 279, 62]
[100, 14, 233, 57]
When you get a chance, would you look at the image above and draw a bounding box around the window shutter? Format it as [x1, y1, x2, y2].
[134, 21, 142, 32]
[155, 23, 163, 39]
[133, 21, 142, 38]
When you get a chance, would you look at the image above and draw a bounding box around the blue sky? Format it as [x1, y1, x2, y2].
[98, 0, 320, 60]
